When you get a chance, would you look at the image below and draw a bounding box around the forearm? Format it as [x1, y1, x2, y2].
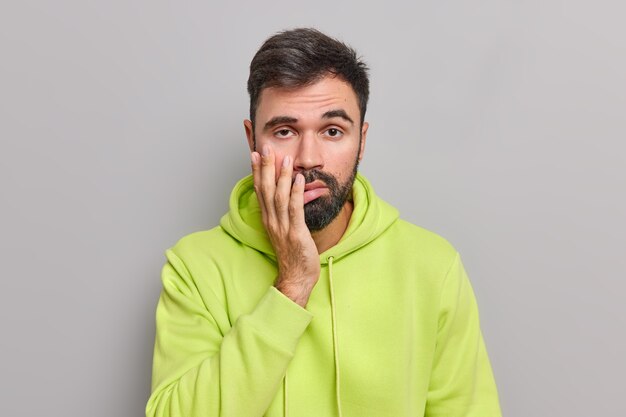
[146, 286, 313, 417]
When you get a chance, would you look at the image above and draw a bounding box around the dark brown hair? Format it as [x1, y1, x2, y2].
[247, 27, 370, 131]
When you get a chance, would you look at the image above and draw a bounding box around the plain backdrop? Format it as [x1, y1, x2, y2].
[1, 1, 625, 416]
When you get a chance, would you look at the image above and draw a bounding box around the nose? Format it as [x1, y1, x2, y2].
[293, 131, 323, 172]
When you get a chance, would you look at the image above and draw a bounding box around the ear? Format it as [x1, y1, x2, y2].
[243, 119, 255, 152]
[358, 121, 369, 162]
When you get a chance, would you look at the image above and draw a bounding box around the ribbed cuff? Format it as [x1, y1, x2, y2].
[246, 286, 314, 352]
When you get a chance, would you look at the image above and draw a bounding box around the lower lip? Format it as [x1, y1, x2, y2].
[303, 187, 328, 204]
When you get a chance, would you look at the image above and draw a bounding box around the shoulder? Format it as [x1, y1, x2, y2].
[378, 218, 459, 272]
[168, 226, 237, 257]
[389, 219, 457, 254]
[163, 225, 243, 275]
[159, 226, 241, 304]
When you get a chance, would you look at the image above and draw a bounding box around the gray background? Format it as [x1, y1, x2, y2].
[1, 1, 624, 416]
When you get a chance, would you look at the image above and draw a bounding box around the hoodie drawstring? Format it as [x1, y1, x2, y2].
[328, 256, 343, 417]
[284, 257, 342, 417]
[283, 371, 288, 417]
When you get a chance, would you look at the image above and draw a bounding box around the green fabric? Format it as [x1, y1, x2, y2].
[146, 173, 503, 417]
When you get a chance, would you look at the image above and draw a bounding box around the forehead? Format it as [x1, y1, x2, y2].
[256, 75, 360, 122]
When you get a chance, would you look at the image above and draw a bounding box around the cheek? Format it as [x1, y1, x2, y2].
[274, 161, 281, 179]
[334, 147, 360, 173]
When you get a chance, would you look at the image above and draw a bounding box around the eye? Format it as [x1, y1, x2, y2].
[325, 128, 343, 138]
[275, 129, 295, 138]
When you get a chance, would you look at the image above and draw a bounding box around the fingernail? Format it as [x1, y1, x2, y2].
[262, 144, 269, 156]
[295, 174, 304, 184]
[282, 155, 290, 168]
[250, 153, 257, 164]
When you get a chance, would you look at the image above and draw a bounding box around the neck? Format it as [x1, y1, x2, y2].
[311, 200, 354, 254]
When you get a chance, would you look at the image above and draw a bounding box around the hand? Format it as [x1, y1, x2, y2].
[251, 144, 321, 307]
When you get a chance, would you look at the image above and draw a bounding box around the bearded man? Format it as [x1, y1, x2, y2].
[146, 27, 503, 417]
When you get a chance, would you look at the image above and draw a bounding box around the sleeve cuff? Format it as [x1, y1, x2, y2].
[245, 286, 314, 352]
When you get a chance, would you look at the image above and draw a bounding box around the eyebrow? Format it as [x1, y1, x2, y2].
[322, 109, 354, 125]
[262, 108, 355, 131]
[263, 116, 298, 131]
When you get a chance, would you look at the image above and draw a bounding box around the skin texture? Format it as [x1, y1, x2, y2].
[244, 74, 368, 307]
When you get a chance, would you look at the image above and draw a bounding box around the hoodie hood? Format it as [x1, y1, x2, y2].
[220, 173, 399, 264]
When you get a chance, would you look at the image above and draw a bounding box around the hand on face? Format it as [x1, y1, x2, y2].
[251, 144, 321, 307]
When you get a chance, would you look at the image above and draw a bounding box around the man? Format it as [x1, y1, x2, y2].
[146, 28, 502, 417]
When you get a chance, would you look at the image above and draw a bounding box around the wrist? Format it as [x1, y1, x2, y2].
[274, 278, 315, 308]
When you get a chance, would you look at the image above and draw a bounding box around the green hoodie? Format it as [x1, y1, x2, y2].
[146, 173, 502, 417]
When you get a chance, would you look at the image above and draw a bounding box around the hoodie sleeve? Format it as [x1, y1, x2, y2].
[145, 248, 313, 417]
[424, 252, 503, 417]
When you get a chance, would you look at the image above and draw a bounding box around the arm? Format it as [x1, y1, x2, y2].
[424, 253, 503, 417]
[147, 145, 320, 417]
[145, 248, 313, 417]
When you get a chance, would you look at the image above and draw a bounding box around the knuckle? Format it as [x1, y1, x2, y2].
[287, 229, 302, 243]
[273, 191, 283, 202]
[274, 194, 287, 210]
[260, 182, 272, 194]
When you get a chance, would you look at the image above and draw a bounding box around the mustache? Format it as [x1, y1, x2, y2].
[295, 169, 339, 188]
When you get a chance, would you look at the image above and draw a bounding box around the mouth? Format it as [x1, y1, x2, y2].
[304, 180, 325, 191]
[303, 180, 328, 204]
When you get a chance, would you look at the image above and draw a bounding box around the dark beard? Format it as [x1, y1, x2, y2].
[300, 161, 359, 232]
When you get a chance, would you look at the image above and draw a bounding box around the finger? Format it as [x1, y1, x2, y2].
[250, 151, 268, 225]
[289, 173, 306, 228]
[274, 154, 293, 231]
[260, 144, 278, 225]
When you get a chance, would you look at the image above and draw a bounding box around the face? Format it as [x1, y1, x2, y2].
[244, 74, 368, 231]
